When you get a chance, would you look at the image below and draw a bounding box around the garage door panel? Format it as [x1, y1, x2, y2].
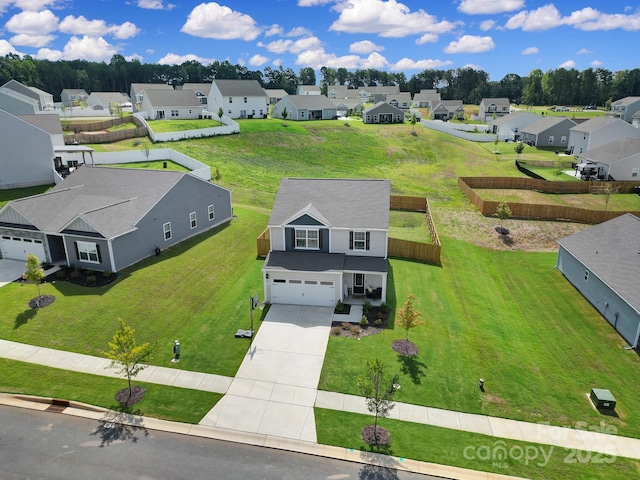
[271, 278, 335, 306]
[0, 236, 46, 261]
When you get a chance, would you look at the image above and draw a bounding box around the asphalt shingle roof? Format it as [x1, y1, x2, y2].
[521, 116, 576, 135]
[144, 89, 201, 108]
[557, 214, 640, 313]
[213, 79, 266, 97]
[265, 251, 388, 273]
[284, 95, 334, 109]
[268, 178, 390, 230]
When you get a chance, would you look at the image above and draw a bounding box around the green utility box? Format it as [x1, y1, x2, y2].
[590, 388, 616, 411]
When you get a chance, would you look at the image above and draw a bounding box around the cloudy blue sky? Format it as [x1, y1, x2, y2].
[0, 0, 638, 80]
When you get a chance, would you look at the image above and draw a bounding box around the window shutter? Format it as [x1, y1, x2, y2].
[74, 241, 79, 260]
[349, 231, 353, 250]
[96, 244, 102, 263]
[290, 228, 295, 248]
[366, 232, 370, 250]
[319, 230, 323, 249]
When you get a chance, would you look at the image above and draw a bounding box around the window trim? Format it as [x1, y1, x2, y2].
[208, 204, 215, 221]
[76, 240, 100, 263]
[189, 211, 197, 229]
[295, 228, 319, 250]
[353, 231, 367, 250]
[163, 222, 172, 241]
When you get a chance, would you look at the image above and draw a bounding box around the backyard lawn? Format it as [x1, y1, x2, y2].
[388, 211, 433, 243]
[475, 189, 640, 211]
[146, 118, 223, 132]
[98, 160, 191, 172]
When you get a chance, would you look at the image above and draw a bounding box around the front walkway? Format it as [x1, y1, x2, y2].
[199, 305, 334, 442]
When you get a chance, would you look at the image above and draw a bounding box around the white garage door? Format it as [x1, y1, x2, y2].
[271, 279, 335, 306]
[0, 236, 46, 262]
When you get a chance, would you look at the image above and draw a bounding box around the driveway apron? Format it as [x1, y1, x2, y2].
[199, 305, 334, 442]
[0, 259, 25, 287]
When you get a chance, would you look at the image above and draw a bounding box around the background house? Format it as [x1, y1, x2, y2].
[479, 97, 510, 121]
[577, 137, 640, 181]
[272, 95, 337, 120]
[412, 89, 440, 108]
[262, 178, 390, 307]
[608, 96, 640, 123]
[264, 88, 288, 105]
[430, 100, 464, 120]
[296, 85, 321, 95]
[488, 111, 540, 141]
[567, 117, 640, 155]
[0, 80, 53, 114]
[556, 214, 640, 349]
[362, 102, 405, 124]
[130, 83, 172, 111]
[520, 116, 577, 147]
[0, 167, 233, 272]
[86, 91, 131, 111]
[180, 83, 213, 107]
[0, 110, 57, 189]
[140, 89, 202, 120]
[387, 92, 412, 110]
[208, 79, 268, 119]
[327, 85, 359, 100]
[61, 88, 88, 107]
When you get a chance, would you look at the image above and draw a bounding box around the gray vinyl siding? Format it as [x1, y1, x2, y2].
[0, 93, 38, 115]
[63, 234, 111, 271]
[557, 247, 640, 347]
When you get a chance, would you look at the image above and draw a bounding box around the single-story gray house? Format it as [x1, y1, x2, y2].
[86, 91, 132, 111]
[140, 89, 203, 120]
[362, 102, 405, 124]
[576, 137, 640, 181]
[61, 89, 89, 107]
[430, 100, 464, 120]
[488, 111, 540, 141]
[0, 167, 233, 272]
[521, 117, 577, 147]
[272, 95, 337, 121]
[557, 214, 640, 348]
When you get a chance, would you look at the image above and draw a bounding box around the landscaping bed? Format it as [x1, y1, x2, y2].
[47, 267, 117, 288]
[331, 305, 391, 338]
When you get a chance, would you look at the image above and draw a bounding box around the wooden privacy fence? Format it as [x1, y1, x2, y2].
[458, 177, 640, 224]
[63, 115, 143, 132]
[256, 195, 442, 265]
[459, 176, 640, 194]
[64, 127, 147, 144]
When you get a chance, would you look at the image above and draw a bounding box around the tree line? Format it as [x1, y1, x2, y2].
[1, 53, 638, 107]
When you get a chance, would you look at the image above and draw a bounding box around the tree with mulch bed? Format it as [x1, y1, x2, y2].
[393, 294, 423, 357]
[495, 202, 511, 236]
[23, 253, 55, 309]
[357, 358, 399, 448]
[104, 320, 154, 407]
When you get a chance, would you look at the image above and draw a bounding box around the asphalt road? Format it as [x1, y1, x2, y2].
[0, 405, 444, 480]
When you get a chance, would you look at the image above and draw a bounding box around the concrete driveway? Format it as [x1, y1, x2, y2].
[200, 304, 335, 442]
[0, 259, 25, 287]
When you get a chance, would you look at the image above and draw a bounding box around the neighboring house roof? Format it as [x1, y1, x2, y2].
[611, 96, 640, 107]
[490, 111, 537, 126]
[360, 86, 400, 95]
[213, 79, 266, 97]
[181, 83, 213, 96]
[362, 101, 404, 115]
[1, 167, 195, 240]
[387, 93, 412, 103]
[521, 116, 576, 135]
[131, 83, 172, 93]
[90, 92, 130, 104]
[578, 137, 640, 165]
[481, 97, 510, 107]
[144, 89, 201, 108]
[570, 117, 621, 133]
[557, 213, 640, 313]
[264, 88, 288, 98]
[62, 88, 88, 97]
[17, 114, 63, 135]
[269, 178, 390, 230]
[284, 95, 334, 109]
[297, 85, 321, 94]
[413, 91, 440, 102]
[331, 98, 363, 109]
[433, 100, 463, 110]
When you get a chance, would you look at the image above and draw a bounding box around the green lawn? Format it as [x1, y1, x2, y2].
[524, 165, 582, 182]
[389, 211, 433, 243]
[0, 185, 51, 209]
[319, 240, 640, 439]
[146, 118, 223, 132]
[98, 160, 191, 172]
[475, 189, 640, 211]
[315, 409, 638, 480]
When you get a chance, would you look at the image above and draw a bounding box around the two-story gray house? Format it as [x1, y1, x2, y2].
[262, 178, 390, 307]
[608, 96, 640, 124]
[0, 167, 233, 272]
[479, 98, 510, 121]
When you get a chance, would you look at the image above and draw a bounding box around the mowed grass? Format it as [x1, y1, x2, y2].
[389, 211, 433, 243]
[0, 206, 268, 377]
[475, 189, 640, 211]
[315, 409, 639, 480]
[98, 160, 191, 172]
[0, 185, 51, 209]
[0, 358, 220, 423]
[146, 118, 223, 132]
[319, 239, 640, 438]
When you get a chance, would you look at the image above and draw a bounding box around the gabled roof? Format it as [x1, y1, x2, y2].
[62, 88, 88, 96]
[359, 86, 400, 95]
[490, 111, 538, 126]
[569, 117, 622, 133]
[611, 96, 640, 107]
[131, 83, 172, 94]
[363, 101, 404, 115]
[284, 95, 334, 109]
[521, 116, 576, 135]
[144, 89, 201, 108]
[297, 85, 321, 94]
[413, 91, 440, 102]
[181, 83, 213, 96]
[579, 137, 640, 165]
[0, 167, 192, 239]
[264, 88, 288, 98]
[557, 214, 640, 313]
[17, 114, 63, 135]
[269, 178, 390, 230]
[387, 92, 412, 103]
[90, 92, 130, 104]
[432, 100, 463, 110]
[213, 79, 266, 97]
[481, 97, 510, 106]
[331, 98, 363, 108]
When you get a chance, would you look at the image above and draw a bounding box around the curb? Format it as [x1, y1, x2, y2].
[0, 393, 529, 480]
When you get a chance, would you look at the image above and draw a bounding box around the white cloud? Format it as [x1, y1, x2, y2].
[157, 52, 216, 65]
[35, 47, 62, 61]
[359, 52, 388, 69]
[14, 0, 56, 11]
[265, 24, 284, 37]
[329, 0, 461, 38]
[298, 0, 333, 5]
[295, 48, 362, 69]
[577, 48, 592, 55]
[0, 39, 19, 56]
[137, 0, 176, 10]
[479, 20, 496, 31]
[125, 53, 144, 62]
[10, 33, 55, 47]
[391, 57, 453, 71]
[349, 40, 384, 54]
[591, 60, 602, 67]
[5, 9, 58, 35]
[458, 0, 524, 15]
[272, 58, 283, 67]
[287, 26, 313, 37]
[521, 46, 539, 55]
[416, 33, 438, 44]
[558, 60, 576, 69]
[248, 54, 269, 66]
[259, 36, 323, 55]
[62, 36, 119, 62]
[146, 48, 155, 55]
[181, 2, 261, 41]
[505, 5, 640, 32]
[58, 16, 140, 40]
[444, 35, 495, 53]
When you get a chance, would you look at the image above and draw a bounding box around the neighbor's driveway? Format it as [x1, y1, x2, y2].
[199, 304, 334, 442]
[0, 259, 25, 287]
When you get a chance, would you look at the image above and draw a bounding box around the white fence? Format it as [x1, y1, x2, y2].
[45, 105, 133, 118]
[133, 113, 239, 143]
[420, 120, 496, 142]
[90, 148, 211, 181]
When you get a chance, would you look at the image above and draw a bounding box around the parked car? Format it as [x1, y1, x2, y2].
[583, 105, 597, 110]
[556, 106, 570, 112]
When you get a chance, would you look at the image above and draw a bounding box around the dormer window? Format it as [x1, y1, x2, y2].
[295, 229, 318, 249]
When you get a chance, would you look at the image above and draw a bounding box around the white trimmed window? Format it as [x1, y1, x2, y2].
[163, 222, 172, 241]
[548, 136, 554, 144]
[353, 231, 366, 250]
[208, 204, 215, 220]
[632, 168, 639, 178]
[77, 241, 100, 263]
[171, 109, 178, 117]
[190, 212, 197, 229]
[295, 229, 318, 249]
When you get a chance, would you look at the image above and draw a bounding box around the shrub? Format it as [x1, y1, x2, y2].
[350, 325, 361, 336]
[331, 326, 341, 336]
[377, 311, 384, 320]
[86, 269, 95, 276]
[341, 322, 351, 331]
[363, 300, 372, 316]
[360, 316, 369, 327]
[86, 275, 96, 285]
[56, 270, 66, 279]
[374, 318, 382, 327]
[335, 300, 344, 312]
[380, 302, 389, 314]
[70, 268, 81, 279]
[102, 270, 112, 278]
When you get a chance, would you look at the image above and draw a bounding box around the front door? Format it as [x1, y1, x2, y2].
[353, 273, 364, 295]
